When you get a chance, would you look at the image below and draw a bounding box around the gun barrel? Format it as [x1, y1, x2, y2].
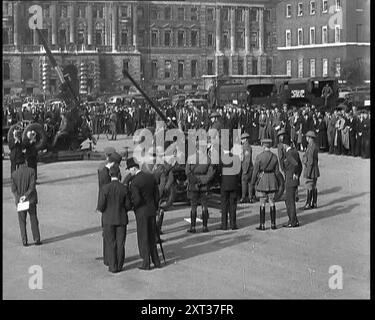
[122, 68, 177, 129]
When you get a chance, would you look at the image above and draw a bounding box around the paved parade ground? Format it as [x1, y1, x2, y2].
[2, 135, 370, 299]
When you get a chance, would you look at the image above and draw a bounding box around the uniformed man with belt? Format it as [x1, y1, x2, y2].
[250, 139, 281, 230]
[302, 131, 320, 210]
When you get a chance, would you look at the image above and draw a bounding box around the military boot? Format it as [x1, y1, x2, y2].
[202, 210, 209, 233]
[256, 207, 266, 231]
[311, 189, 318, 209]
[270, 206, 277, 230]
[187, 209, 197, 233]
[303, 190, 312, 210]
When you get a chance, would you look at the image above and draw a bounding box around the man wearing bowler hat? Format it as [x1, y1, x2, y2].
[302, 131, 320, 210]
[97, 164, 131, 273]
[250, 139, 281, 230]
[127, 157, 161, 270]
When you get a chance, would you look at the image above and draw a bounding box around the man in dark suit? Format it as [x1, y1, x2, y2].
[9, 128, 24, 175]
[239, 133, 254, 203]
[281, 139, 302, 228]
[97, 165, 131, 273]
[24, 130, 38, 182]
[127, 158, 161, 270]
[96, 147, 120, 266]
[11, 154, 41, 246]
[220, 150, 241, 230]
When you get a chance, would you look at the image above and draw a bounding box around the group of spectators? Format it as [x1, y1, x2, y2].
[3, 95, 371, 159]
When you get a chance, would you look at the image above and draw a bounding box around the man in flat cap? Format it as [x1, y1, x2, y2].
[127, 158, 161, 270]
[250, 139, 281, 230]
[302, 131, 320, 210]
[97, 164, 131, 273]
[240, 132, 254, 203]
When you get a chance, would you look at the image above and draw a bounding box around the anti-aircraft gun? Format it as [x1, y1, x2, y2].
[7, 28, 95, 153]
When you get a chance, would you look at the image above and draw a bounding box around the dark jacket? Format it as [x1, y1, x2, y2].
[24, 142, 38, 168]
[130, 171, 159, 217]
[250, 150, 280, 192]
[220, 154, 241, 192]
[185, 160, 216, 193]
[283, 147, 302, 188]
[97, 180, 131, 226]
[302, 141, 320, 179]
[11, 165, 38, 205]
[9, 139, 24, 164]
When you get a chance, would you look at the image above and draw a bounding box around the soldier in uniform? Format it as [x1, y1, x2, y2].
[239, 133, 254, 203]
[250, 139, 281, 231]
[302, 131, 320, 210]
[281, 138, 302, 228]
[185, 144, 216, 233]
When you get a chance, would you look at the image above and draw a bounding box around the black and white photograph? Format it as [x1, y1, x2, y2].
[2, 0, 371, 303]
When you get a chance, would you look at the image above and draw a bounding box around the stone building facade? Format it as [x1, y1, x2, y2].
[3, 0, 277, 96]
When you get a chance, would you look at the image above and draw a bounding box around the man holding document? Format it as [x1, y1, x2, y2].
[11, 154, 41, 247]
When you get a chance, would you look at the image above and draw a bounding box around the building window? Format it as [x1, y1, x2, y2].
[297, 3, 303, 16]
[191, 60, 198, 78]
[207, 8, 214, 21]
[238, 59, 244, 75]
[151, 60, 158, 79]
[177, 31, 185, 47]
[120, 6, 128, 18]
[165, 60, 171, 78]
[223, 58, 229, 75]
[207, 60, 214, 75]
[298, 59, 303, 78]
[310, 1, 316, 14]
[178, 60, 184, 78]
[266, 58, 272, 75]
[322, 26, 328, 44]
[77, 29, 85, 44]
[222, 7, 229, 21]
[60, 5, 67, 17]
[77, 5, 85, 18]
[322, 0, 328, 13]
[138, 30, 146, 47]
[310, 59, 316, 77]
[177, 8, 185, 20]
[191, 30, 198, 47]
[286, 4, 292, 18]
[3, 29, 10, 45]
[39, 29, 48, 45]
[251, 32, 258, 48]
[265, 32, 271, 48]
[335, 25, 341, 43]
[236, 31, 244, 48]
[178, 84, 185, 90]
[3, 62, 10, 80]
[4, 88, 11, 95]
[223, 31, 229, 49]
[322, 58, 328, 77]
[59, 29, 67, 45]
[164, 7, 171, 20]
[286, 29, 291, 47]
[252, 58, 258, 75]
[236, 8, 244, 22]
[250, 8, 258, 21]
[356, 24, 363, 42]
[207, 33, 214, 47]
[43, 4, 50, 18]
[335, 0, 342, 11]
[137, 7, 144, 18]
[121, 31, 128, 45]
[93, 5, 103, 18]
[25, 60, 33, 80]
[96, 31, 102, 45]
[335, 58, 341, 77]
[286, 60, 292, 76]
[191, 7, 198, 21]
[150, 7, 158, 20]
[164, 31, 171, 46]
[151, 30, 158, 46]
[265, 9, 271, 22]
[298, 28, 303, 46]
[309, 27, 315, 44]
[123, 60, 129, 72]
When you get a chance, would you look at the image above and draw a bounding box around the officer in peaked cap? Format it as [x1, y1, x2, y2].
[250, 138, 281, 230]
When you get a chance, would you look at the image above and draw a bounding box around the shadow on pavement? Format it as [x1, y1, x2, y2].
[42, 226, 103, 244]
